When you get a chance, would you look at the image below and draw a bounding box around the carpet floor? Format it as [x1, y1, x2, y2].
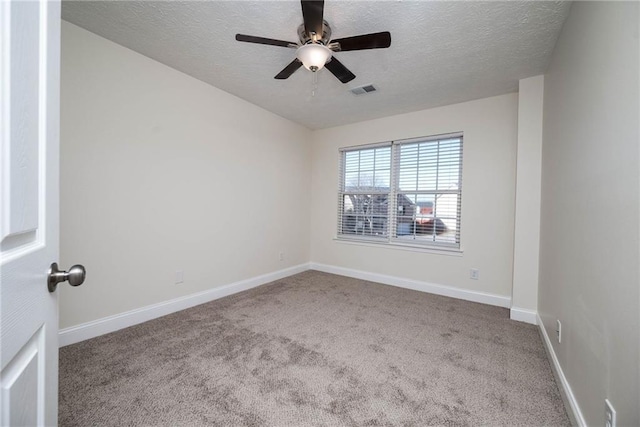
[59, 271, 570, 426]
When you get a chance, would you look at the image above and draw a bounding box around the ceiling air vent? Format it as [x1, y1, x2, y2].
[350, 84, 377, 95]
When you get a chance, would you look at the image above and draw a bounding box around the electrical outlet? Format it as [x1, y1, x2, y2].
[605, 399, 616, 427]
[556, 320, 562, 343]
[279, 252, 284, 261]
[175, 270, 184, 284]
[470, 268, 479, 280]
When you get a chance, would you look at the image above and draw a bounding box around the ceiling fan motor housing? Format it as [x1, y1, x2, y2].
[298, 21, 331, 46]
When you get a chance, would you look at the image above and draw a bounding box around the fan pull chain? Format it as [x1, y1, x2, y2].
[311, 71, 318, 97]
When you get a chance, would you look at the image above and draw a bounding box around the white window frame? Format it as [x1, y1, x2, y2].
[337, 132, 463, 252]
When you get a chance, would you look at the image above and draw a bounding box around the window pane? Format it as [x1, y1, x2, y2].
[359, 150, 375, 170]
[344, 171, 359, 190]
[344, 151, 360, 172]
[396, 194, 417, 236]
[341, 194, 388, 237]
[374, 169, 391, 188]
[396, 192, 459, 245]
[342, 147, 392, 191]
[358, 171, 375, 189]
[417, 168, 437, 191]
[437, 139, 461, 190]
[375, 147, 391, 169]
[398, 139, 462, 192]
[398, 169, 417, 192]
[434, 193, 459, 219]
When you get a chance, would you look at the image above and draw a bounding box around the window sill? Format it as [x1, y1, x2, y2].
[332, 237, 464, 257]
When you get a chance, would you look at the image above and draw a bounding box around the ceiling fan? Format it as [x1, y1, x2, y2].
[235, 0, 391, 83]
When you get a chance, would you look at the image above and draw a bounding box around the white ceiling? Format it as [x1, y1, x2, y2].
[61, 1, 571, 129]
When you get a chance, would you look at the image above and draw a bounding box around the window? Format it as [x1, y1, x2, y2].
[338, 133, 463, 249]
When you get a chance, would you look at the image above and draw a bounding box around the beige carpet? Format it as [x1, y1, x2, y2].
[59, 270, 570, 426]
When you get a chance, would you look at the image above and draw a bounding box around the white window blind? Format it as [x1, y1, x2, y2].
[338, 133, 463, 249]
[338, 143, 392, 239]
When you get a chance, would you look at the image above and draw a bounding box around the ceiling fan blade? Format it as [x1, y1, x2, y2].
[275, 59, 303, 79]
[331, 31, 391, 51]
[324, 56, 355, 83]
[236, 34, 297, 48]
[301, 0, 324, 39]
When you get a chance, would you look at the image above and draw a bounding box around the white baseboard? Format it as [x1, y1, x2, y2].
[60, 262, 513, 347]
[537, 314, 586, 427]
[58, 263, 311, 347]
[510, 307, 538, 324]
[309, 263, 511, 308]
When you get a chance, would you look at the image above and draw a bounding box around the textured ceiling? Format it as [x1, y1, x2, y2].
[61, 1, 571, 129]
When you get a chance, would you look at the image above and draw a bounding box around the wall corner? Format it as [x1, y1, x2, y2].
[511, 75, 544, 312]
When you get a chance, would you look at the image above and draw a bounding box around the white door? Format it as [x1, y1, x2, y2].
[1, 1, 62, 425]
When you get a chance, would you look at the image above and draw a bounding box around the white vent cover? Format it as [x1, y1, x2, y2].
[350, 84, 377, 95]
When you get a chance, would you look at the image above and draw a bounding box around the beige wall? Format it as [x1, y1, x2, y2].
[539, 2, 639, 426]
[310, 94, 518, 299]
[511, 75, 544, 314]
[60, 22, 312, 329]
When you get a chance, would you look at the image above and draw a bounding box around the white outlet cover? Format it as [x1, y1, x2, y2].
[556, 320, 562, 343]
[470, 268, 479, 280]
[175, 270, 184, 284]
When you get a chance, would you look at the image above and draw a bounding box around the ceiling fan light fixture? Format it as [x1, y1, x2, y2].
[236, 1, 391, 82]
[296, 43, 332, 72]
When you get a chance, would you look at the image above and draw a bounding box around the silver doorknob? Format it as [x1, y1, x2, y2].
[47, 262, 86, 292]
